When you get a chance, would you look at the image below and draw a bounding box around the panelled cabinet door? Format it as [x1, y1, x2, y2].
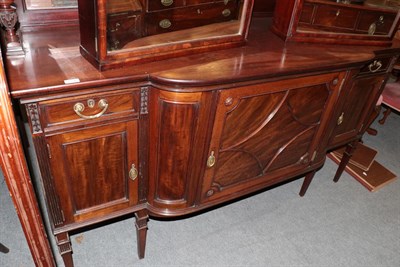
[201, 73, 344, 202]
[46, 120, 139, 225]
[329, 73, 386, 147]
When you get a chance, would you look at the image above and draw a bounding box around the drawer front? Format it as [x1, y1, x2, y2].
[145, 1, 238, 36]
[359, 57, 393, 75]
[40, 89, 140, 129]
[107, 13, 144, 50]
[313, 5, 359, 30]
[356, 11, 396, 35]
[299, 3, 314, 24]
[147, 0, 221, 12]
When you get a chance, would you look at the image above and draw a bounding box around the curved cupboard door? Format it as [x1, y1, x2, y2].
[201, 72, 345, 203]
[148, 90, 214, 211]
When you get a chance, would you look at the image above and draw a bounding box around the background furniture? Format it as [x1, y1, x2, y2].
[379, 80, 400, 124]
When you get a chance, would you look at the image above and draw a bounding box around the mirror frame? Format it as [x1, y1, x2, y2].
[79, 0, 255, 70]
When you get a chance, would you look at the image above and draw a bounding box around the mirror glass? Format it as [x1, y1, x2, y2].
[298, 0, 400, 36]
[25, 0, 77, 10]
[106, 0, 248, 53]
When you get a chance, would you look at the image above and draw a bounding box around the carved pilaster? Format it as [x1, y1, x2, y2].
[26, 103, 42, 134]
[0, 0, 24, 57]
[140, 87, 149, 115]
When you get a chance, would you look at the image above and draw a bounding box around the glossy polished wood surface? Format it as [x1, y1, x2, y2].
[4, 12, 400, 267]
[7, 17, 396, 98]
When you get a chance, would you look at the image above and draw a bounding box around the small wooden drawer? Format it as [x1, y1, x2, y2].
[145, 1, 238, 36]
[356, 11, 396, 35]
[107, 12, 144, 50]
[39, 89, 140, 129]
[313, 5, 359, 30]
[359, 57, 393, 75]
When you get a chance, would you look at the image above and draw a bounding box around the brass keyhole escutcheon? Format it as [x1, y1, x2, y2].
[225, 97, 233, 106]
[337, 112, 344, 126]
[207, 151, 216, 168]
[129, 164, 138, 181]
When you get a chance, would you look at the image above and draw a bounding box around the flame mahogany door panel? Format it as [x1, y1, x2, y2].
[201, 72, 344, 202]
[46, 120, 139, 225]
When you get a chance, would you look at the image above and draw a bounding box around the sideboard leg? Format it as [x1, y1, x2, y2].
[135, 210, 149, 259]
[299, 170, 316, 197]
[56, 232, 74, 267]
[333, 141, 358, 183]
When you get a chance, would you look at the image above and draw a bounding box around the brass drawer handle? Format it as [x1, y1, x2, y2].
[368, 60, 383, 73]
[159, 19, 172, 29]
[73, 99, 108, 119]
[161, 0, 173, 6]
[222, 9, 231, 17]
[129, 164, 138, 181]
[368, 22, 376, 35]
[337, 112, 344, 126]
[207, 151, 216, 168]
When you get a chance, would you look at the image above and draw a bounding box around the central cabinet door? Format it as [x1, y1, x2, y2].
[201, 73, 344, 202]
[46, 120, 139, 225]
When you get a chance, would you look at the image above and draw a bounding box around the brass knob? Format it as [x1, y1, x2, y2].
[337, 112, 344, 126]
[159, 19, 172, 29]
[207, 151, 216, 168]
[161, 0, 173, 6]
[129, 164, 138, 181]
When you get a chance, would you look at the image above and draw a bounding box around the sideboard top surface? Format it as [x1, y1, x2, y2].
[6, 18, 400, 98]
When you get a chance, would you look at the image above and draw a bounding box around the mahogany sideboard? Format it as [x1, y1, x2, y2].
[3, 16, 400, 267]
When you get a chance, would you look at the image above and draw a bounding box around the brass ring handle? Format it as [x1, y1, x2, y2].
[161, 0, 173, 6]
[129, 164, 138, 181]
[368, 60, 382, 73]
[73, 99, 108, 119]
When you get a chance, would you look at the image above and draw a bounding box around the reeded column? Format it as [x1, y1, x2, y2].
[0, 0, 24, 56]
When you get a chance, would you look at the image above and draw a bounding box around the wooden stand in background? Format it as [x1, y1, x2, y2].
[329, 142, 397, 192]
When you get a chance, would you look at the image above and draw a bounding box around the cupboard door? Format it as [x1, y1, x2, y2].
[148, 90, 213, 211]
[329, 73, 386, 147]
[46, 120, 139, 225]
[202, 73, 343, 202]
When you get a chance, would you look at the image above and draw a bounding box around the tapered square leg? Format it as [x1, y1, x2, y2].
[299, 170, 316, 197]
[56, 232, 74, 267]
[333, 141, 358, 183]
[135, 210, 149, 259]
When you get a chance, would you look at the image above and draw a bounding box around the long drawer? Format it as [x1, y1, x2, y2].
[145, 1, 238, 36]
